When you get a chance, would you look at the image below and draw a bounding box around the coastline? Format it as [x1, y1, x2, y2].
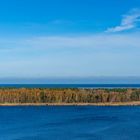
[1, 101, 140, 106]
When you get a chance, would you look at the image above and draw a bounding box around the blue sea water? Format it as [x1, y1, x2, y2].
[0, 84, 140, 88]
[0, 106, 140, 140]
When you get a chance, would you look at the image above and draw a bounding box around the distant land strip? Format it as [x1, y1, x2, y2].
[0, 88, 140, 106]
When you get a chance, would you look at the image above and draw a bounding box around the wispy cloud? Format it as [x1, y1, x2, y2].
[0, 33, 140, 52]
[23, 33, 140, 49]
[0, 32, 140, 77]
[106, 8, 140, 32]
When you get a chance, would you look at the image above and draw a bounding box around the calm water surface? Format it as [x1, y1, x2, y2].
[0, 106, 140, 140]
[0, 84, 140, 88]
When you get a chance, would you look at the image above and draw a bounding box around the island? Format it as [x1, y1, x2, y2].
[0, 88, 140, 106]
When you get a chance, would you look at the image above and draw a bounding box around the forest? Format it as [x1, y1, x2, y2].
[0, 88, 140, 104]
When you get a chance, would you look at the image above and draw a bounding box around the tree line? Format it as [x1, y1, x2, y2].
[0, 88, 139, 103]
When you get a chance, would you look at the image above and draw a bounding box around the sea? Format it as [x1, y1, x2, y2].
[0, 84, 140, 88]
[0, 106, 140, 140]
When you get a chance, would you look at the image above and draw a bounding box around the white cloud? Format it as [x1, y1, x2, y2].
[23, 33, 140, 49]
[0, 32, 140, 77]
[0, 32, 140, 53]
[106, 8, 140, 32]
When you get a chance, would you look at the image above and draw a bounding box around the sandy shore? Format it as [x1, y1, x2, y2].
[1, 101, 140, 106]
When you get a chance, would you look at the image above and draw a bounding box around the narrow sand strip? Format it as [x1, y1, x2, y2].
[1, 101, 140, 106]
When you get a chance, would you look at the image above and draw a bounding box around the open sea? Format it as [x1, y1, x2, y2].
[0, 106, 140, 140]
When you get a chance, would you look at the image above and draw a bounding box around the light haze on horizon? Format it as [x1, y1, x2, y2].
[0, 0, 140, 79]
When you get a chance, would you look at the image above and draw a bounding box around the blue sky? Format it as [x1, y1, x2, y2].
[0, 0, 140, 82]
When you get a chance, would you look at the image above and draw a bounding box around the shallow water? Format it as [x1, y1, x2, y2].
[0, 106, 140, 140]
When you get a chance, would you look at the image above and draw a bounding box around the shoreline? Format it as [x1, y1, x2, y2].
[1, 101, 140, 106]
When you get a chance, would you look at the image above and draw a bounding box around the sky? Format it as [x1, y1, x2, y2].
[0, 0, 140, 83]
